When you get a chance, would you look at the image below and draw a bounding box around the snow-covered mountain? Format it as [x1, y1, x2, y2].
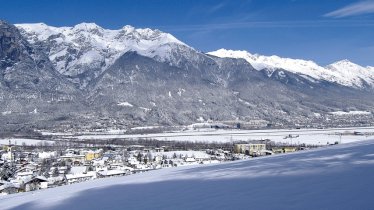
[15, 23, 192, 87]
[15, 23, 374, 89]
[1, 20, 374, 130]
[207, 49, 374, 88]
[2, 139, 374, 210]
[326, 59, 374, 88]
[0, 20, 82, 115]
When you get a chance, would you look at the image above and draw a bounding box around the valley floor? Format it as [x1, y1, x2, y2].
[51, 126, 374, 145]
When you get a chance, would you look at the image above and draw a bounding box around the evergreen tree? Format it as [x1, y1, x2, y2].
[136, 153, 143, 162]
[0, 162, 16, 181]
[52, 167, 59, 177]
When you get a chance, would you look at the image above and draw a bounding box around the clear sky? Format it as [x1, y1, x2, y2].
[0, 0, 373, 66]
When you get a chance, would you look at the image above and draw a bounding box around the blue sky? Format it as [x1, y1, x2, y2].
[1, 0, 373, 66]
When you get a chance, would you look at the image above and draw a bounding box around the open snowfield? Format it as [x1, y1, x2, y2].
[2, 139, 374, 210]
[68, 127, 374, 145]
[0, 139, 54, 146]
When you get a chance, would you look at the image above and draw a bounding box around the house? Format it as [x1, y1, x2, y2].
[234, 144, 267, 156]
[60, 154, 85, 165]
[127, 156, 140, 166]
[15, 165, 38, 181]
[192, 152, 211, 162]
[23, 176, 48, 192]
[283, 147, 297, 153]
[47, 175, 67, 187]
[97, 169, 128, 178]
[185, 157, 196, 163]
[16, 171, 34, 180]
[66, 172, 96, 184]
[272, 147, 297, 154]
[38, 151, 57, 159]
[155, 148, 164, 152]
[202, 160, 220, 164]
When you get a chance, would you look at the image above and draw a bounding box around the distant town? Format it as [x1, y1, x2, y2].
[1, 134, 323, 195]
[2, 121, 374, 196]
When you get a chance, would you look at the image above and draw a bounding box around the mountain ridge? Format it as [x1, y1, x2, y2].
[15, 22, 190, 88]
[16, 23, 374, 90]
[207, 48, 374, 89]
[0, 20, 373, 131]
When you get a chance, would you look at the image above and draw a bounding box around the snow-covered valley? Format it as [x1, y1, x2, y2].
[59, 126, 374, 146]
[2, 139, 374, 210]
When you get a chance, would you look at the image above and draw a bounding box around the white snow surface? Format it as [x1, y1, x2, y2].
[117, 102, 133, 107]
[70, 127, 374, 145]
[2, 140, 374, 210]
[0, 138, 54, 146]
[152, 151, 210, 159]
[329, 111, 371, 116]
[207, 49, 374, 88]
[15, 23, 188, 77]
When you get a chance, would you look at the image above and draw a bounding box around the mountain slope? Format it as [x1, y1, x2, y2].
[207, 49, 374, 89]
[0, 20, 85, 132]
[85, 51, 374, 126]
[2, 140, 374, 210]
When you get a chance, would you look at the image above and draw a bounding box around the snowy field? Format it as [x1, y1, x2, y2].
[2, 139, 374, 210]
[0, 138, 54, 146]
[67, 127, 374, 145]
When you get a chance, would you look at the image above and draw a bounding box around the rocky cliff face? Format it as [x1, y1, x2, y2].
[0, 20, 32, 69]
[0, 21, 85, 132]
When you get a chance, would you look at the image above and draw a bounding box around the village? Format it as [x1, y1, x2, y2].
[0, 137, 323, 195]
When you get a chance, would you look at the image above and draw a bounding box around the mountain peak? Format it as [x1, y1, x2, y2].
[73, 22, 103, 31]
[327, 59, 363, 70]
[122, 25, 135, 32]
[331, 59, 354, 65]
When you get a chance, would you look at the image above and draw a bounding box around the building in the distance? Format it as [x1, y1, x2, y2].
[1, 140, 15, 162]
[234, 143, 267, 156]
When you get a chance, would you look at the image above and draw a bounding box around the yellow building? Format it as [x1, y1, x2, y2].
[272, 147, 297, 154]
[2, 141, 14, 161]
[283, 147, 297, 153]
[234, 144, 266, 156]
[84, 150, 103, 161]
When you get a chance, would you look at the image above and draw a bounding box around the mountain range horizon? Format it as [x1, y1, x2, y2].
[13, 21, 374, 68]
[1, 19, 373, 133]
